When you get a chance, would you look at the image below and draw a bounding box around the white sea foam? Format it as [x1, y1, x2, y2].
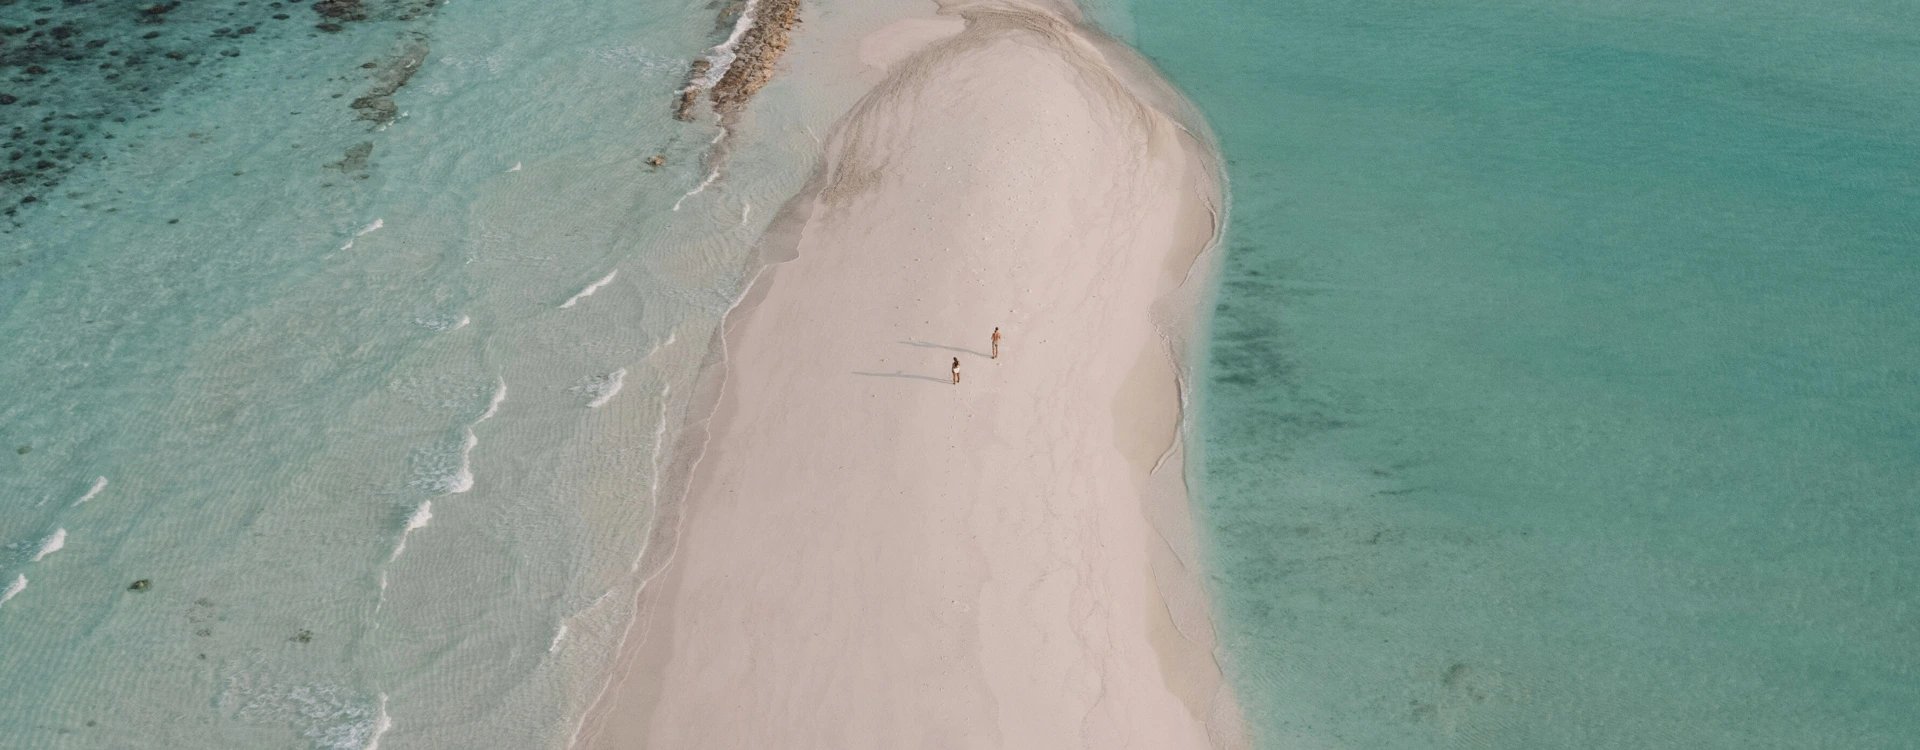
[340, 219, 385, 250]
[389, 502, 433, 562]
[0, 574, 23, 608]
[585, 368, 627, 409]
[412, 313, 469, 332]
[694, 0, 761, 92]
[478, 377, 508, 422]
[74, 476, 107, 505]
[633, 386, 672, 572]
[447, 430, 477, 494]
[645, 331, 680, 359]
[560, 270, 618, 309]
[225, 678, 386, 750]
[441, 377, 506, 493]
[31, 529, 65, 563]
[409, 379, 504, 495]
[672, 167, 723, 212]
[365, 693, 392, 750]
[408, 434, 475, 495]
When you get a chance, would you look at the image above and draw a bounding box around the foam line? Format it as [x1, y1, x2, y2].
[560, 270, 618, 309]
[479, 378, 508, 422]
[0, 575, 23, 609]
[447, 431, 477, 494]
[74, 477, 107, 506]
[365, 693, 392, 750]
[587, 369, 627, 409]
[632, 385, 673, 572]
[340, 218, 384, 250]
[673, 168, 722, 212]
[443, 377, 505, 496]
[31, 529, 65, 563]
[389, 502, 434, 562]
[694, 0, 762, 91]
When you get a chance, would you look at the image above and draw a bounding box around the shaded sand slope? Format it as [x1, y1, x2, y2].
[580, 1, 1238, 746]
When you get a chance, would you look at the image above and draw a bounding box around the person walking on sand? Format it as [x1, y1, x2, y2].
[991, 327, 1002, 359]
[951, 357, 961, 385]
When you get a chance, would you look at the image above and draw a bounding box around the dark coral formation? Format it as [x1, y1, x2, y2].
[311, 0, 367, 22]
[0, 0, 445, 229]
[349, 32, 428, 125]
[329, 140, 373, 177]
[312, 0, 440, 30]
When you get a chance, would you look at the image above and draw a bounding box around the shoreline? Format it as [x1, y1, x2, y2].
[576, 1, 1244, 746]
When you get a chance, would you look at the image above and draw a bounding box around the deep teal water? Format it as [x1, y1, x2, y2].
[1122, 0, 1920, 746]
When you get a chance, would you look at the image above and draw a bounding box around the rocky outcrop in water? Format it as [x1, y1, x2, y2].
[673, 0, 801, 122]
[674, 58, 712, 121]
[711, 0, 799, 117]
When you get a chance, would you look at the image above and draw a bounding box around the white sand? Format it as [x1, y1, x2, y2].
[579, 1, 1241, 746]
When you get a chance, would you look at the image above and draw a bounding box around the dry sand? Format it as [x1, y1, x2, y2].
[578, 1, 1241, 746]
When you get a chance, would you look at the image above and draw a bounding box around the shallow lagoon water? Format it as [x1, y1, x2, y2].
[8, 0, 1918, 746]
[0, 0, 853, 745]
[1121, 0, 1920, 746]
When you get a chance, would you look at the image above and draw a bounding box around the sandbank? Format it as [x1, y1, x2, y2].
[578, 1, 1241, 746]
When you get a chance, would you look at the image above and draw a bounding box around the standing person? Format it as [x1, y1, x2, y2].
[991, 327, 1002, 359]
[951, 357, 961, 385]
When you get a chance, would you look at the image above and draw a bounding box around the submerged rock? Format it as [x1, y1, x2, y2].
[329, 141, 372, 174]
[348, 94, 395, 122]
[346, 32, 427, 126]
[311, 0, 366, 22]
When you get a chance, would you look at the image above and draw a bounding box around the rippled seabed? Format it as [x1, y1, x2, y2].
[0, 0, 845, 746]
[1120, 0, 1920, 747]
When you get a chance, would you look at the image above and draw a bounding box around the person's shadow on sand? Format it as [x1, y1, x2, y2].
[899, 339, 989, 358]
[853, 371, 951, 384]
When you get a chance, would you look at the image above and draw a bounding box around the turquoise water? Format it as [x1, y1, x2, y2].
[10, 0, 1917, 746]
[0, 0, 871, 745]
[1120, 0, 1920, 746]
